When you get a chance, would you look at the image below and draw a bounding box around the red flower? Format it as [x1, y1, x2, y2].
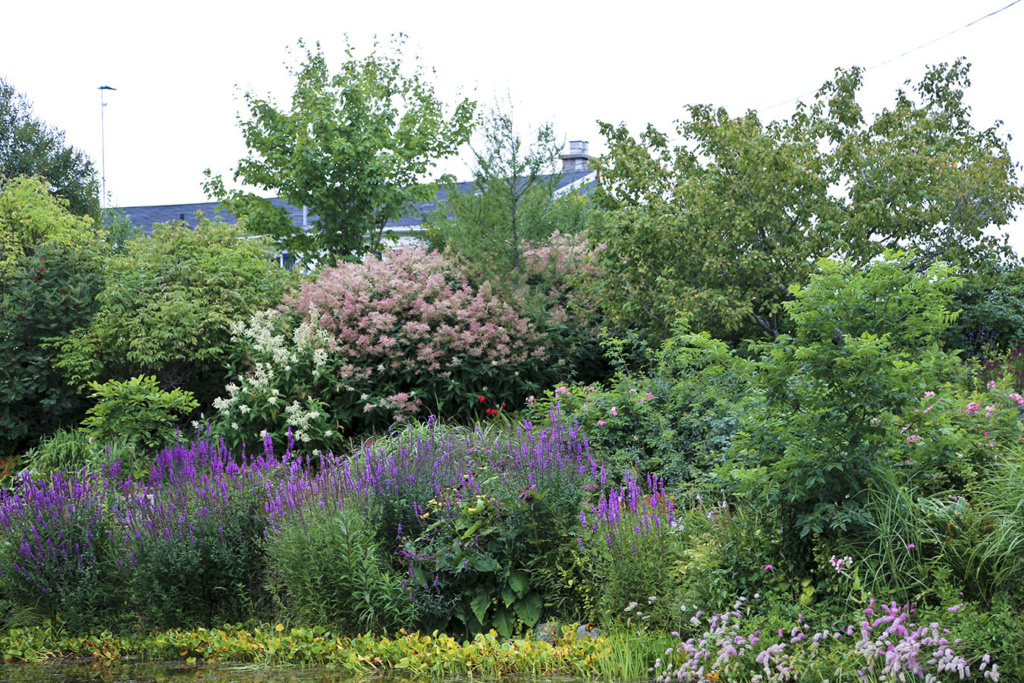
[478, 396, 487, 403]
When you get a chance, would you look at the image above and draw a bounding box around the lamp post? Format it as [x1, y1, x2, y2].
[98, 85, 116, 207]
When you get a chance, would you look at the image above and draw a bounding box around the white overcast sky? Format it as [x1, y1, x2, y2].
[2, 0, 1022, 250]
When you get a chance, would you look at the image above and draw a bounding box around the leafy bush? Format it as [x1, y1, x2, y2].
[730, 252, 964, 540]
[52, 220, 294, 407]
[529, 326, 746, 488]
[215, 246, 553, 449]
[944, 265, 1024, 357]
[82, 375, 198, 454]
[0, 240, 104, 458]
[210, 308, 341, 457]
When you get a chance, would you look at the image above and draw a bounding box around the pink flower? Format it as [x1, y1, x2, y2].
[597, 420, 606, 426]
[907, 434, 922, 444]
[609, 407, 618, 416]
[988, 381, 998, 390]
[965, 402, 981, 415]
[645, 393, 654, 400]
[906, 543, 916, 551]
[525, 395, 536, 405]
[763, 565, 774, 571]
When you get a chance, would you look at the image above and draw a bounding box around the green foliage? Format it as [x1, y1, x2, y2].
[729, 252, 964, 540]
[0, 79, 99, 219]
[672, 502, 792, 615]
[0, 175, 97, 284]
[530, 326, 745, 487]
[52, 220, 293, 406]
[81, 375, 198, 453]
[266, 500, 417, 634]
[99, 206, 142, 253]
[0, 240, 104, 457]
[403, 454, 588, 638]
[205, 36, 475, 264]
[426, 105, 564, 284]
[590, 60, 1022, 343]
[23, 427, 130, 476]
[943, 263, 1024, 360]
[126, 501, 268, 630]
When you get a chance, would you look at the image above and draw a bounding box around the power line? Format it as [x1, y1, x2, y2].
[758, 0, 1021, 115]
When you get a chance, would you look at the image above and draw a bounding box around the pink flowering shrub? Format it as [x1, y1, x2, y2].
[451, 231, 606, 382]
[280, 246, 551, 431]
[893, 375, 1024, 493]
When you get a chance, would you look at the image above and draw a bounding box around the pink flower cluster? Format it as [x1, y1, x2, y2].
[286, 247, 545, 378]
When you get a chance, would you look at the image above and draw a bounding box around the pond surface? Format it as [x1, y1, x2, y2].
[0, 662, 595, 683]
[0, 661, 373, 683]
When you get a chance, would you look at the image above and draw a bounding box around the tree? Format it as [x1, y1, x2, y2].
[423, 106, 603, 380]
[51, 220, 295, 408]
[591, 61, 1022, 343]
[0, 175, 96, 284]
[730, 251, 964, 538]
[0, 79, 99, 219]
[205, 36, 475, 265]
[426, 105, 566, 285]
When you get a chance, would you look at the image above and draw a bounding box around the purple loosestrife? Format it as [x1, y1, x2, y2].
[0, 469, 108, 628]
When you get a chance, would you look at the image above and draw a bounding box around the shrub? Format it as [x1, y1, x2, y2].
[529, 325, 746, 488]
[0, 241, 104, 458]
[216, 246, 553, 448]
[82, 375, 198, 454]
[51, 220, 294, 408]
[210, 308, 342, 458]
[730, 252, 964, 540]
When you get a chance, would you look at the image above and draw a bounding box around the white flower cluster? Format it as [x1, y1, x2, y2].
[212, 307, 337, 445]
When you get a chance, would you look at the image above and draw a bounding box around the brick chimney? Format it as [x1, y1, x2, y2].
[560, 140, 592, 172]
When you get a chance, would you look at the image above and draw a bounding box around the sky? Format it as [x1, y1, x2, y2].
[2, 0, 1023, 250]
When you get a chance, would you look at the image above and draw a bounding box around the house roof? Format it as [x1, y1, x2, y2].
[116, 170, 598, 236]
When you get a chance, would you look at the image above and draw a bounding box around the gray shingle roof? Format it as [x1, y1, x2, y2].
[117, 171, 598, 235]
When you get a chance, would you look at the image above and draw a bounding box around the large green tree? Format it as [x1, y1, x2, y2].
[205, 36, 475, 266]
[52, 220, 295, 408]
[0, 79, 99, 219]
[0, 179, 105, 457]
[591, 61, 1022, 343]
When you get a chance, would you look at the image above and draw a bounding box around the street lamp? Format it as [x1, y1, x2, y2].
[98, 85, 116, 207]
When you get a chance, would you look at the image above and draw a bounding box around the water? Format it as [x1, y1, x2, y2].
[0, 661, 367, 683]
[0, 662, 589, 683]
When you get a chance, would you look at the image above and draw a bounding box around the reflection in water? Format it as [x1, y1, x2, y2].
[0, 661, 372, 683]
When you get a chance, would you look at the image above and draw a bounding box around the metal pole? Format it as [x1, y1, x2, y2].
[98, 86, 116, 207]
